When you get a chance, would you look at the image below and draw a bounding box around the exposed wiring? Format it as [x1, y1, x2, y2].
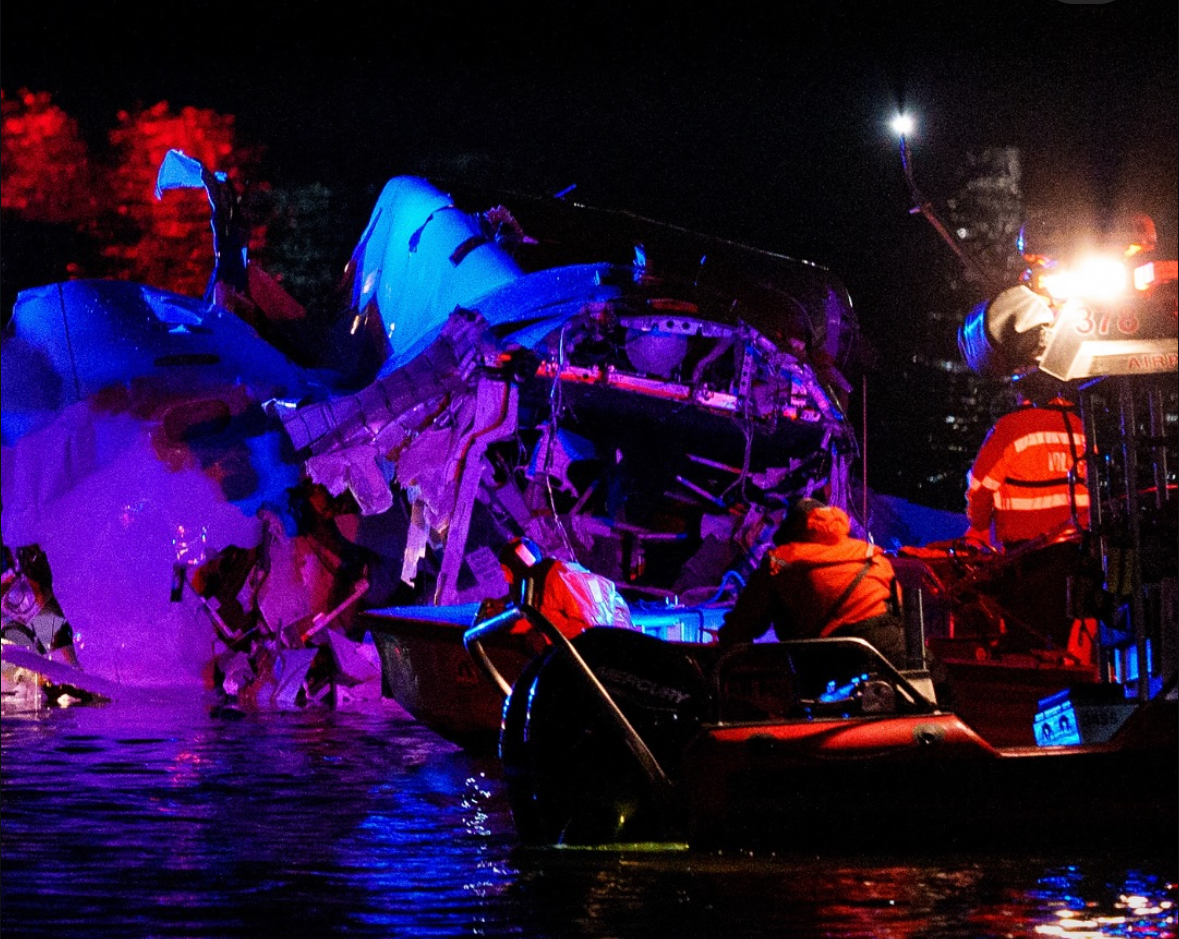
[542, 323, 577, 560]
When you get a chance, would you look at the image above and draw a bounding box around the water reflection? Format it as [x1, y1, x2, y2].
[2, 698, 1175, 939]
[1028, 866, 1177, 938]
[502, 852, 1175, 939]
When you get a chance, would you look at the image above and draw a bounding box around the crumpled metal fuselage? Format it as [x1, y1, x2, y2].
[1, 171, 859, 697]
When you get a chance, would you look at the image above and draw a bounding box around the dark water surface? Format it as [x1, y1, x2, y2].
[2, 696, 1175, 939]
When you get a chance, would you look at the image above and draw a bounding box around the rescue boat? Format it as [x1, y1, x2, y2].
[466, 605, 1178, 852]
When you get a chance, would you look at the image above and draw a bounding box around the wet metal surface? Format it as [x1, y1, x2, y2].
[2, 696, 1175, 938]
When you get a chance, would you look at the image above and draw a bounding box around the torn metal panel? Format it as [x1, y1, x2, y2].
[275, 310, 487, 457]
[303, 446, 400, 517]
[392, 377, 519, 596]
[271, 310, 495, 517]
[432, 378, 519, 605]
[324, 630, 382, 687]
[252, 509, 322, 642]
[240, 647, 321, 710]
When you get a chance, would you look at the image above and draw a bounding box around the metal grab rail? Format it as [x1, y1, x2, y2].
[711, 636, 941, 716]
[461, 607, 525, 698]
[462, 602, 675, 799]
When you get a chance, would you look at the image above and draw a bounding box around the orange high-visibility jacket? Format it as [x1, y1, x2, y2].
[719, 506, 896, 644]
[966, 398, 1089, 546]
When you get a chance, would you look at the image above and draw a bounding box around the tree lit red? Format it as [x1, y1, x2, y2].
[1, 89, 265, 296]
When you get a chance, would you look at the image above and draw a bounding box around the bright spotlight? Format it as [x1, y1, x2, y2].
[891, 114, 915, 137]
[1039, 255, 1129, 302]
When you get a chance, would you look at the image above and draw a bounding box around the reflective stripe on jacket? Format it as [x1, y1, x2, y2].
[531, 560, 633, 638]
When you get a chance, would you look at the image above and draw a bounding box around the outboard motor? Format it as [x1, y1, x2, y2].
[499, 628, 710, 846]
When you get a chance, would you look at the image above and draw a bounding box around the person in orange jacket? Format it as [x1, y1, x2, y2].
[965, 387, 1089, 548]
[717, 499, 905, 667]
[493, 536, 633, 642]
[963, 381, 1097, 657]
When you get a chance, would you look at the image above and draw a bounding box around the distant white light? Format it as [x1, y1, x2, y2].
[891, 114, 915, 136]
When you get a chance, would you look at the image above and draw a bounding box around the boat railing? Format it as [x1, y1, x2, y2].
[710, 637, 940, 722]
[461, 606, 526, 697]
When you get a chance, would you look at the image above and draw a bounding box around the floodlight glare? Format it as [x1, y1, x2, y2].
[891, 114, 915, 137]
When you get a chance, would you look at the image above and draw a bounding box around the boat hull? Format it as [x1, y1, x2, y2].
[494, 628, 1178, 852]
[366, 605, 532, 751]
[681, 708, 1178, 852]
[934, 648, 1100, 747]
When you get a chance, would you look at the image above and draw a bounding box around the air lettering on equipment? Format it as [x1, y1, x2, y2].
[1128, 353, 1178, 371]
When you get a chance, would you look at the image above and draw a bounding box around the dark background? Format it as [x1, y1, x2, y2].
[3, 0, 1176, 508]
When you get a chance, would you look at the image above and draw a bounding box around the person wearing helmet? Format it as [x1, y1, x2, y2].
[716, 499, 905, 668]
[493, 536, 633, 641]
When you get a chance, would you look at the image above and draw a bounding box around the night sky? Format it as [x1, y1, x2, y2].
[3, 0, 1177, 346]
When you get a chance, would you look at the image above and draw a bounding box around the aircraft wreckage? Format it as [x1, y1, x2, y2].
[3, 152, 925, 708]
